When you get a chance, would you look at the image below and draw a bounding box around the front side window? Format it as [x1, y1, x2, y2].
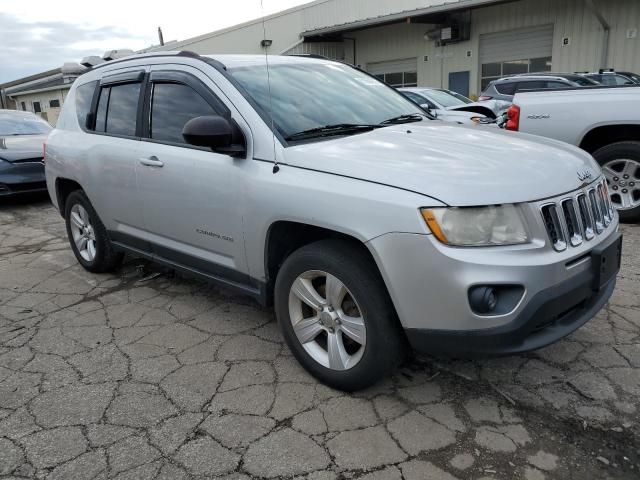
[229, 62, 423, 140]
[94, 82, 140, 136]
[150, 82, 219, 144]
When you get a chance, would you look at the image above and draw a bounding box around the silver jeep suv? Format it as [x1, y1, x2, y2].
[45, 52, 621, 390]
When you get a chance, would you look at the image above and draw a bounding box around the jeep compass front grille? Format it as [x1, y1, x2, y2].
[540, 179, 613, 252]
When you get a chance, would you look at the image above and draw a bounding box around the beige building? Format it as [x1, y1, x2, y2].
[0, 63, 86, 126]
[152, 0, 640, 98]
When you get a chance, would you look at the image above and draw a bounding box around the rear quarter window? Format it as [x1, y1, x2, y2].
[495, 82, 517, 95]
[75, 81, 98, 130]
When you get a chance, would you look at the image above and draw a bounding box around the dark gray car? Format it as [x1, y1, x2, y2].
[479, 74, 593, 104]
[0, 110, 51, 196]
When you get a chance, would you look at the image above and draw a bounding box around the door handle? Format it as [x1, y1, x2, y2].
[139, 156, 164, 168]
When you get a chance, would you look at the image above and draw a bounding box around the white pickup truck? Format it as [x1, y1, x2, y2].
[506, 86, 640, 222]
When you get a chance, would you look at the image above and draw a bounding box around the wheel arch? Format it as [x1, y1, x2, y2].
[263, 220, 386, 306]
[55, 177, 84, 216]
[579, 124, 640, 154]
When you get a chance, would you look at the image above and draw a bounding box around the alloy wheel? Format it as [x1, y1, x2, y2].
[288, 270, 366, 371]
[602, 158, 640, 210]
[69, 204, 97, 262]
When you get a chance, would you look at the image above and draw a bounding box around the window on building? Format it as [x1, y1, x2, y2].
[150, 83, 221, 144]
[376, 71, 418, 88]
[20, 101, 26, 111]
[93, 83, 141, 136]
[32, 102, 42, 113]
[481, 56, 552, 90]
[49, 99, 61, 108]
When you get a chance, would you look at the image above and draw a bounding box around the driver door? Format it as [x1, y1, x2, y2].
[135, 65, 249, 284]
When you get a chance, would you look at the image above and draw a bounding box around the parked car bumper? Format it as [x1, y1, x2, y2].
[0, 160, 47, 196]
[367, 220, 620, 357]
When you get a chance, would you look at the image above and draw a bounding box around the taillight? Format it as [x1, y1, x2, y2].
[505, 105, 520, 131]
[478, 96, 493, 101]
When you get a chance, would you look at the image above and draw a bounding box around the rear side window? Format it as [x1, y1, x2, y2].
[495, 82, 516, 95]
[94, 83, 141, 137]
[515, 81, 545, 92]
[75, 81, 98, 129]
[150, 82, 221, 144]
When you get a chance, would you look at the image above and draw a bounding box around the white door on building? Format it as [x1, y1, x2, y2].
[366, 58, 418, 87]
[479, 24, 554, 90]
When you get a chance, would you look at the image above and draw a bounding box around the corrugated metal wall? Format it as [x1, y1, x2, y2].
[350, 0, 640, 96]
[161, 0, 639, 98]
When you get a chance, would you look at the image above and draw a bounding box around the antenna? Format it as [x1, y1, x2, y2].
[260, 0, 280, 174]
[158, 27, 165, 46]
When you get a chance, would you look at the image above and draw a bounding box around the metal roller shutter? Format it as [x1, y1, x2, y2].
[480, 24, 554, 64]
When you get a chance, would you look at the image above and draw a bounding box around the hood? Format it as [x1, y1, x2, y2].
[283, 123, 600, 206]
[0, 134, 47, 162]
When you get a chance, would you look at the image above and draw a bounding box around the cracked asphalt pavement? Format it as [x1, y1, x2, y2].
[0, 197, 639, 479]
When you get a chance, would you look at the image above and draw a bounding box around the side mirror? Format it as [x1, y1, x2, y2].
[421, 104, 438, 118]
[182, 115, 246, 157]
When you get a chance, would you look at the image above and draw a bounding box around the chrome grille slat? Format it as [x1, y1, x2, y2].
[561, 199, 582, 247]
[540, 179, 612, 251]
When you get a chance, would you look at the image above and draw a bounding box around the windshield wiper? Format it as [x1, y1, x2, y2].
[285, 123, 381, 141]
[379, 113, 428, 125]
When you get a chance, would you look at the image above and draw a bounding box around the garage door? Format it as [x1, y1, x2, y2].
[479, 24, 554, 90]
[367, 58, 417, 87]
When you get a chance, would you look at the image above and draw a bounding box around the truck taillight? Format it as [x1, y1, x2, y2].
[505, 105, 520, 131]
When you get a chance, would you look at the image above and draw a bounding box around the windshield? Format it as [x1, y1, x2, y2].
[229, 62, 424, 140]
[0, 114, 51, 136]
[423, 89, 471, 108]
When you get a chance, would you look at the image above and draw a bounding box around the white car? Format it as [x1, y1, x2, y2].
[506, 85, 640, 222]
[399, 87, 499, 124]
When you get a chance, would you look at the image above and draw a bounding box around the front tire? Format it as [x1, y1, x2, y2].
[64, 190, 123, 273]
[593, 141, 640, 223]
[274, 239, 405, 391]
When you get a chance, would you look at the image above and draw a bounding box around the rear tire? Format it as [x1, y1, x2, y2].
[274, 239, 406, 391]
[64, 190, 123, 273]
[593, 141, 640, 223]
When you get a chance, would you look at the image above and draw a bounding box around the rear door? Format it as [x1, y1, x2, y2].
[135, 65, 250, 285]
[86, 69, 146, 242]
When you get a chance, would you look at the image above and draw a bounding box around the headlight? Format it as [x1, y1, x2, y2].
[421, 205, 529, 246]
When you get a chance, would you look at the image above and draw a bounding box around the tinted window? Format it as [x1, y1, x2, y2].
[495, 82, 517, 95]
[75, 81, 97, 129]
[150, 83, 219, 144]
[94, 88, 109, 132]
[516, 81, 545, 92]
[545, 81, 570, 89]
[105, 83, 140, 136]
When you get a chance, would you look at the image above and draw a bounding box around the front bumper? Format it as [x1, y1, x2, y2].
[0, 161, 47, 196]
[367, 208, 620, 357]
[405, 267, 616, 357]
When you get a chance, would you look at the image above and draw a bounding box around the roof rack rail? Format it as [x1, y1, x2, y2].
[286, 54, 328, 59]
